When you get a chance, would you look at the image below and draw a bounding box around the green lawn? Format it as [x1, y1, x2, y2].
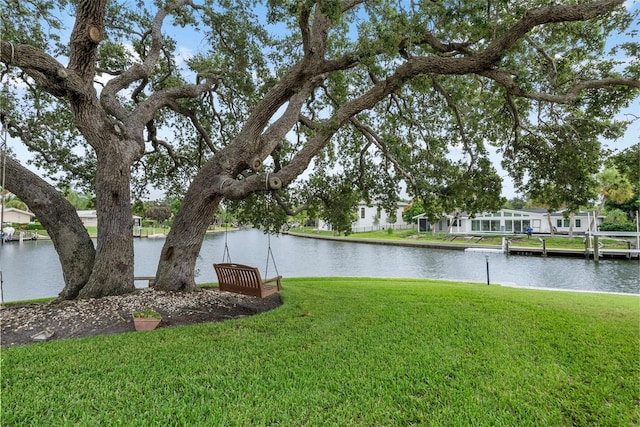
[2, 278, 639, 425]
[292, 227, 632, 250]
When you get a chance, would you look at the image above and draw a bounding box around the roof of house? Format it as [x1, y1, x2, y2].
[413, 208, 604, 220]
[358, 200, 410, 208]
[2, 207, 35, 217]
[76, 210, 97, 218]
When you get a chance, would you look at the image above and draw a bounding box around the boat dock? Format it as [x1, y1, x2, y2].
[506, 231, 640, 261]
[506, 245, 640, 260]
[1, 231, 39, 243]
[287, 232, 640, 261]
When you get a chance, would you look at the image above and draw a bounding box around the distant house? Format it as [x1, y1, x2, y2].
[77, 210, 98, 227]
[318, 201, 411, 232]
[1, 208, 35, 224]
[416, 209, 604, 234]
[77, 211, 143, 229]
[353, 201, 410, 230]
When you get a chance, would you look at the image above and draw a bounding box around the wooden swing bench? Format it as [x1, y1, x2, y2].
[213, 263, 282, 298]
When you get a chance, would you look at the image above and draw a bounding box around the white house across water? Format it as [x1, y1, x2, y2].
[318, 201, 411, 232]
[1, 207, 35, 224]
[77, 210, 143, 230]
[352, 201, 411, 231]
[417, 209, 604, 234]
[76, 210, 98, 227]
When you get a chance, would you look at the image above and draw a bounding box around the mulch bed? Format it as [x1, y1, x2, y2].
[1, 288, 282, 348]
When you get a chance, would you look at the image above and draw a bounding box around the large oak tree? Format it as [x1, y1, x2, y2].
[1, 0, 638, 297]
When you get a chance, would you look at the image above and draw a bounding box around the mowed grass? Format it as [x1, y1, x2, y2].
[292, 228, 632, 250]
[2, 278, 639, 426]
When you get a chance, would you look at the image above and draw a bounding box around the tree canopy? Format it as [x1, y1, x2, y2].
[145, 205, 172, 223]
[607, 143, 640, 217]
[1, 0, 639, 298]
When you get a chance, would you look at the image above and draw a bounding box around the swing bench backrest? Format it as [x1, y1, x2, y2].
[213, 263, 282, 298]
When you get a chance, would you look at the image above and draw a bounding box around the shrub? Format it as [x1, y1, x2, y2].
[145, 206, 172, 223]
[599, 222, 637, 232]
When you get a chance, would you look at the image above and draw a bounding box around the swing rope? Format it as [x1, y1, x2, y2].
[1, 47, 14, 247]
[219, 218, 280, 278]
[264, 234, 280, 278]
[221, 220, 232, 263]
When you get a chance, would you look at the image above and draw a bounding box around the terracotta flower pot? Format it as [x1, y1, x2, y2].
[133, 316, 161, 331]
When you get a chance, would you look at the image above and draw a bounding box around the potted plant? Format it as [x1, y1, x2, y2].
[132, 308, 162, 331]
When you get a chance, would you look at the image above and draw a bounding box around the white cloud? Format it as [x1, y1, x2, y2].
[175, 46, 194, 66]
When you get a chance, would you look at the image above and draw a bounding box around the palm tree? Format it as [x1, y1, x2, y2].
[591, 168, 633, 231]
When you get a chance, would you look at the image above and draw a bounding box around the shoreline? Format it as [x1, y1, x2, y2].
[284, 231, 640, 261]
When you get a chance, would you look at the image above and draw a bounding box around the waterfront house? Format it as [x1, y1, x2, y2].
[77, 210, 98, 227]
[77, 211, 143, 229]
[417, 209, 604, 234]
[318, 201, 411, 232]
[1, 207, 35, 224]
[353, 201, 410, 231]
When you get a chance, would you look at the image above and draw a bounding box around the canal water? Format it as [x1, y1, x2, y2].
[0, 228, 638, 302]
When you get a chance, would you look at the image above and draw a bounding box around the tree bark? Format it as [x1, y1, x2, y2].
[568, 212, 575, 239]
[77, 151, 136, 298]
[4, 157, 95, 299]
[154, 167, 222, 292]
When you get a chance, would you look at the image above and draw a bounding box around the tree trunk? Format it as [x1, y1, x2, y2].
[568, 212, 575, 239]
[4, 157, 95, 299]
[591, 197, 607, 232]
[154, 179, 221, 292]
[77, 152, 135, 298]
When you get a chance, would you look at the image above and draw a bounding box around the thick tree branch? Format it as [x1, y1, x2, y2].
[256, 75, 324, 161]
[482, 0, 625, 63]
[419, 32, 476, 55]
[4, 156, 95, 300]
[131, 78, 149, 103]
[481, 69, 640, 103]
[127, 82, 216, 134]
[68, 0, 107, 82]
[205, 6, 334, 174]
[0, 41, 83, 97]
[232, 6, 333, 143]
[298, 4, 312, 56]
[217, 1, 630, 201]
[100, 0, 189, 120]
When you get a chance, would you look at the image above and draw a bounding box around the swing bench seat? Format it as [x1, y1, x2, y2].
[213, 263, 282, 298]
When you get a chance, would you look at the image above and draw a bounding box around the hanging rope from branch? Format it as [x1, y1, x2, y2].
[221, 216, 232, 263]
[264, 234, 279, 278]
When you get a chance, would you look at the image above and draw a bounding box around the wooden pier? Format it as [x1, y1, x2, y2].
[505, 231, 640, 261]
[1, 231, 39, 243]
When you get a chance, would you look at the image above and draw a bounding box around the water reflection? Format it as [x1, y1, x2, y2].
[1, 228, 638, 302]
